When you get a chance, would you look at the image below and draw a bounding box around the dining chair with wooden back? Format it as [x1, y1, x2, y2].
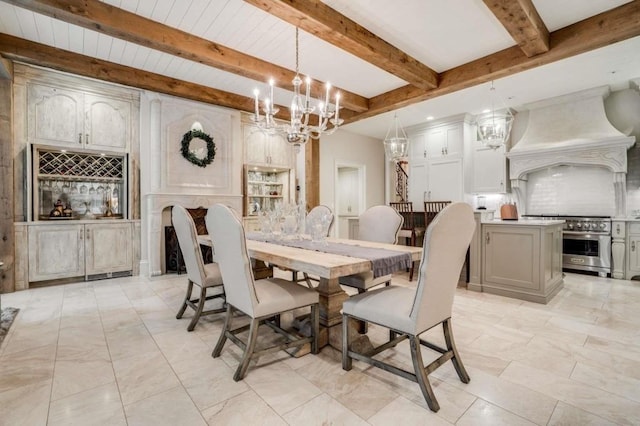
[172, 205, 226, 331]
[342, 202, 476, 412]
[206, 204, 320, 381]
[389, 201, 424, 281]
[424, 201, 452, 228]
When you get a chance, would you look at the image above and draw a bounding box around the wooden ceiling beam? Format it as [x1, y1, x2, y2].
[244, 0, 439, 90]
[350, 0, 640, 123]
[0, 33, 293, 122]
[0, 0, 368, 113]
[483, 0, 549, 57]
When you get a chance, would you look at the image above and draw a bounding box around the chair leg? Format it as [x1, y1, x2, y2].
[311, 303, 319, 354]
[410, 335, 440, 412]
[303, 273, 314, 289]
[176, 279, 194, 319]
[409, 262, 415, 282]
[187, 284, 208, 331]
[212, 305, 232, 358]
[233, 317, 260, 381]
[443, 319, 470, 383]
[356, 288, 368, 334]
[342, 313, 352, 371]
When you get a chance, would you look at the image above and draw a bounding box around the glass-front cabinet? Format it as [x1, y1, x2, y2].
[32, 145, 127, 220]
[243, 165, 292, 216]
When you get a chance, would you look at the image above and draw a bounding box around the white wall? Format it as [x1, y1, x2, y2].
[320, 129, 385, 221]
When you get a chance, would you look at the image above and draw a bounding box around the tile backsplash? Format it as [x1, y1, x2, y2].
[526, 165, 615, 216]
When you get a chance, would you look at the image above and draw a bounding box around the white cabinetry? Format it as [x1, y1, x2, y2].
[27, 82, 133, 152]
[28, 224, 85, 281]
[471, 143, 508, 193]
[611, 220, 625, 279]
[426, 122, 463, 158]
[626, 222, 640, 279]
[407, 116, 470, 205]
[27, 222, 134, 282]
[243, 122, 294, 169]
[85, 222, 133, 277]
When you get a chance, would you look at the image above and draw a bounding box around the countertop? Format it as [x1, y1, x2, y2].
[482, 219, 565, 226]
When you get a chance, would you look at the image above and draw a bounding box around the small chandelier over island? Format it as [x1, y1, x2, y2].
[251, 28, 342, 150]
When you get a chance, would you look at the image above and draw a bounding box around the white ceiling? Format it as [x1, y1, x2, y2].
[0, 0, 638, 140]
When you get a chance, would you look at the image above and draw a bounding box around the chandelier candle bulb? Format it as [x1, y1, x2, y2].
[324, 82, 331, 115]
[269, 79, 274, 112]
[335, 93, 340, 122]
[253, 88, 260, 120]
[305, 76, 311, 108]
[318, 102, 324, 126]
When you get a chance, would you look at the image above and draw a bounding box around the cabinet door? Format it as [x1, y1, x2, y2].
[27, 83, 84, 147]
[428, 158, 463, 201]
[472, 145, 507, 193]
[85, 223, 133, 276]
[444, 123, 463, 157]
[627, 232, 640, 278]
[483, 225, 541, 290]
[28, 224, 85, 281]
[426, 127, 446, 159]
[267, 133, 293, 168]
[408, 161, 428, 208]
[408, 133, 426, 160]
[84, 94, 131, 151]
[244, 124, 269, 166]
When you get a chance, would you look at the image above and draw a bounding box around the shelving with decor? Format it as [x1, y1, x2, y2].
[32, 145, 128, 221]
[243, 165, 293, 216]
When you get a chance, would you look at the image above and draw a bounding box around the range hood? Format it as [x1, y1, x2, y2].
[506, 86, 635, 217]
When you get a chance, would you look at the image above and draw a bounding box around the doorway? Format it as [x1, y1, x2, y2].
[334, 162, 365, 238]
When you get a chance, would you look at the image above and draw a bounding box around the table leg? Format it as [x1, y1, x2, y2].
[315, 277, 374, 354]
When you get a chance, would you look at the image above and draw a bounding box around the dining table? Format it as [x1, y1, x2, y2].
[198, 234, 423, 352]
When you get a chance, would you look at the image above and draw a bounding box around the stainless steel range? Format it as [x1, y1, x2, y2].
[523, 215, 612, 277]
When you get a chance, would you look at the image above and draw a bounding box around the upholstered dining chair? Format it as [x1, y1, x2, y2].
[292, 205, 335, 287]
[342, 202, 475, 412]
[389, 201, 425, 281]
[338, 205, 403, 294]
[424, 201, 451, 228]
[206, 204, 319, 381]
[172, 205, 226, 331]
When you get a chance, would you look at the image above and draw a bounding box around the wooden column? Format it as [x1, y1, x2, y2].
[304, 137, 320, 210]
[0, 59, 14, 293]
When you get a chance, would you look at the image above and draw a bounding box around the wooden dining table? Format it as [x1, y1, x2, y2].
[198, 235, 422, 351]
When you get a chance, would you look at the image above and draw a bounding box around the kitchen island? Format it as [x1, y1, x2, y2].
[469, 219, 564, 304]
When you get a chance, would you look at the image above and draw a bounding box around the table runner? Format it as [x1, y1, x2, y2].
[246, 232, 412, 278]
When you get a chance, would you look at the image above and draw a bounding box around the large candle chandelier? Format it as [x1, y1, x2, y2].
[251, 27, 342, 149]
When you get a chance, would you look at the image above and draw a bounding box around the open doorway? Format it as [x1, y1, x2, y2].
[334, 162, 366, 238]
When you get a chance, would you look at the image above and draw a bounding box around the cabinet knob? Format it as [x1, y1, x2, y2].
[633, 241, 636, 252]
[485, 233, 490, 244]
[86, 229, 91, 240]
[616, 224, 621, 234]
[423, 150, 426, 158]
[78, 133, 82, 144]
[85, 133, 89, 144]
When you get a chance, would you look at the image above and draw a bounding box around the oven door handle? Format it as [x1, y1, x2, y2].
[562, 231, 610, 238]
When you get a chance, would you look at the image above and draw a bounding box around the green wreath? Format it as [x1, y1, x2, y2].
[180, 129, 216, 167]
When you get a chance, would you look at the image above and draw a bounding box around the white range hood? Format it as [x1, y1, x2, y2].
[507, 86, 635, 217]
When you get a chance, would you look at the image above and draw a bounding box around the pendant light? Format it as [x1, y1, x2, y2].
[383, 113, 409, 159]
[475, 81, 514, 149]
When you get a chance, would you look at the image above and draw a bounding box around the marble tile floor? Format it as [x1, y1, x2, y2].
[1, 270, 639, 425]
